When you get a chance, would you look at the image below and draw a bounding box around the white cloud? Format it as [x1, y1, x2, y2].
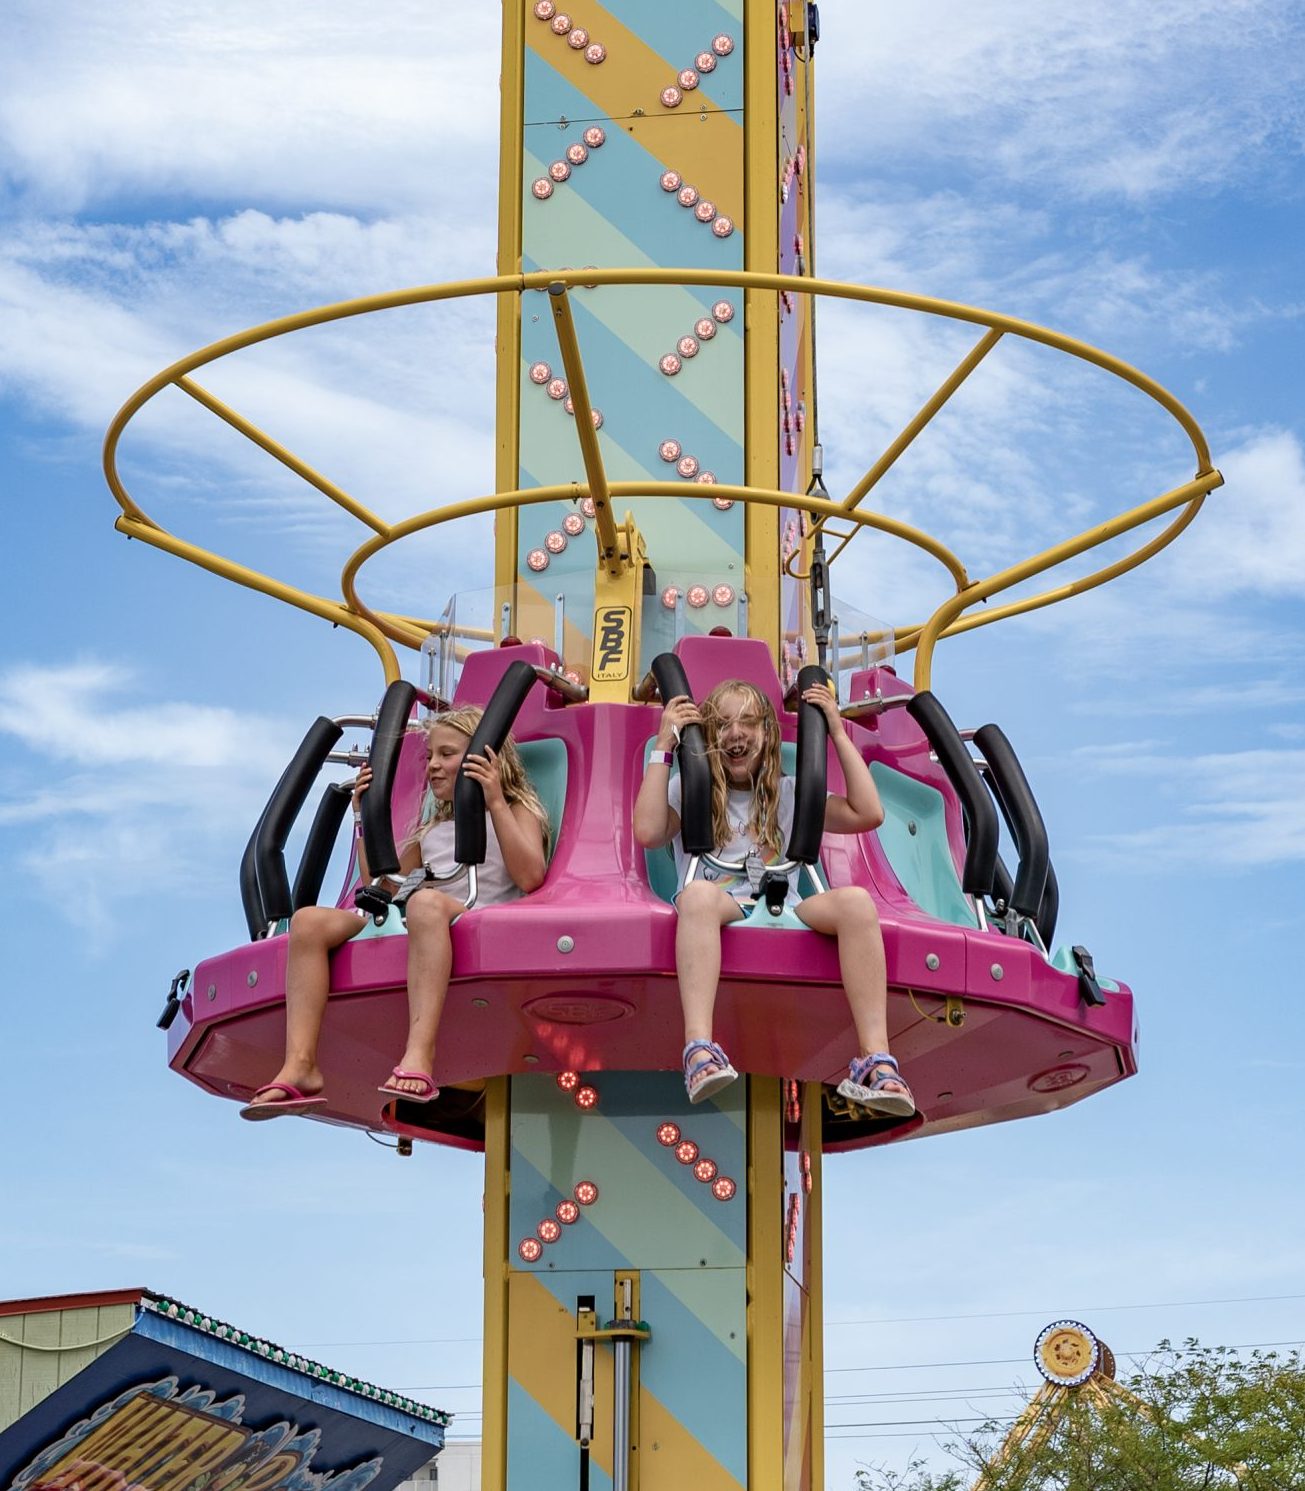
[1167, 428, 1305, 600]
[1, 3, 1283, 656]
[801, 179, 1256, 651]
[0, 661, 311, 943]
[0, 2, 501, 215]
[7, 0, 1301, 222]
[0, 209, 502, 605]
[810, 292, 1197, 638]
[1073, 678, 1305, 719]
[816, 0, 1305, 202]
[0, 0, 1297, 733]
[0, 660, 283, 767]
[1073, 744, 1305, 868]
[818, 189, 1247, 356]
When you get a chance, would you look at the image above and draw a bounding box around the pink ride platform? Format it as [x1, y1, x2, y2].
[169, 636, 1135, 1151]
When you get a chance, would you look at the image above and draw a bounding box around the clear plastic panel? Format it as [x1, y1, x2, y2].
[426, 572, 745, 698]
[829, 595, 895, 700]
[421, 584, 509, 704]
[419, 583, 886, 703]
[640, 570, 744, 673]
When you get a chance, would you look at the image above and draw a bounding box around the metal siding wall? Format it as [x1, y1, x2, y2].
[0, 1304, 135, 1433]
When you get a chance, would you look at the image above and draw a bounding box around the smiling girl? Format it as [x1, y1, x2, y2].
[241, 706, 549, 1119]
[634, 678, 914, 1116]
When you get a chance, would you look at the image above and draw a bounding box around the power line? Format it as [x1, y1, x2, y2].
[825, 1430, 994, 1441]
[391, 1383, 482, 1392]
[288, 1334, 483, 1348]
[392, 1337, 1305, 1403]
[287, 1292, 1305, 1350]
[826, 1415, 1001, 1429]
[828, 1389, 1027, 1405]
[826, 1291, 1305, 1328]
[825, 1338, 1305, 1373]
[403, 1387, 1028, 1409]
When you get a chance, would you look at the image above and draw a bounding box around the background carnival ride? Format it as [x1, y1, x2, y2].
[103, 3, 1220, 1489]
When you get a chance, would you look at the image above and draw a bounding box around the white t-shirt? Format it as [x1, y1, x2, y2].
[418, 812, 525, 908]
[667, 774, 804, 905]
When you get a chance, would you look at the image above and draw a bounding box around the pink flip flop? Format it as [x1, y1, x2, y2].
[378, 1068, 440, 1104]
[239, 1083, 328, 1121]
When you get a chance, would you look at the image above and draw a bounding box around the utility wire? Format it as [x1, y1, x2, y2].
[826, 1429, 1007, 1441]
[288, 1291, 1305, 1350]
[391, 1338, 1305, 1401]
[825, 1337, 1305, 1373]
[404, 1387, 1028, 1408]
[826, 1291, 1305, 1328]
[827, 1415, 998, 1429]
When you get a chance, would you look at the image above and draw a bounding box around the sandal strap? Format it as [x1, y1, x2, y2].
[683, 1039, 730, 1075]
[849, 1052, 902, 1087]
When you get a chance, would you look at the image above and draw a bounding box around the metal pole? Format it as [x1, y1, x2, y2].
[612, 1276, 633, 1491]
[438, 594, 455, 699]
[827, 612, 839, 698]
[612, 1340, 631, 1491]
[547, 283, 623, 576]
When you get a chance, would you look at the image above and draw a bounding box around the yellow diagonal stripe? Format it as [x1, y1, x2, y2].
[507, 1272, 615, 1481]
[640, 1384, 746, 1491]
[525, 9, 743, 220]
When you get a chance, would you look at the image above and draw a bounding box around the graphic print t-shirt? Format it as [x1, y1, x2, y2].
[667, 773, 802, 905]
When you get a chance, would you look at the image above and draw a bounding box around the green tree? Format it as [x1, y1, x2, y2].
[853, 1342, 1305, 1491]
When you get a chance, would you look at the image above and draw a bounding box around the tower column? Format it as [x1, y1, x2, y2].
[494, 0, 816, 683]
[483, 1072, 823, 1491]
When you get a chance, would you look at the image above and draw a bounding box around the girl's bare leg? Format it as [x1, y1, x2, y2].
[675, 880, 746, 1046]
[795, 887, 906, 1094]
[383, 889, 462, 1095]
[254, 906, 366, 1101]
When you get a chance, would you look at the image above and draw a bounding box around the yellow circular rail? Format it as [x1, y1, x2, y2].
[104, 267, 1222, 689]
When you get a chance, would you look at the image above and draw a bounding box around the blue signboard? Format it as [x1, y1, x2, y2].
[1, 1304, 444, 1491]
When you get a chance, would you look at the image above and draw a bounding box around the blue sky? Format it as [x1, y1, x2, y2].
[2, 2, 1303, 1485]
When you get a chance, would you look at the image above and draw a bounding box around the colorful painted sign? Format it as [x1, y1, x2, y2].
[11, 1376, 383, 1491]
[0, 1297, 443, 1491]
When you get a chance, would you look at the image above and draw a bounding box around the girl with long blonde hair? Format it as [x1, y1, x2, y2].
[634, 677, 914, 1115]
[242, 707, 549, 1117]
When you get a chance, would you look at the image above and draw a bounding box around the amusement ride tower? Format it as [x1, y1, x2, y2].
[105, 4, 1223, 1489]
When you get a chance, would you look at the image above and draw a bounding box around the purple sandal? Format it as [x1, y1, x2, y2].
[837, 1052, 915, 1118]
[683, 1040, 738, 1105]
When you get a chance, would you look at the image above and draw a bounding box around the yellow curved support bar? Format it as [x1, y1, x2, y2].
[336, 482, 973, 632]
[103, 265, 1221, 683]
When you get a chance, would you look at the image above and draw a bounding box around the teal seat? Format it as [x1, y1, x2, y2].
[517, 737, 568, 854]
[869, 762, 978, 928]
[352, 736, 568, 940]
[642, 740, 816, 925]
